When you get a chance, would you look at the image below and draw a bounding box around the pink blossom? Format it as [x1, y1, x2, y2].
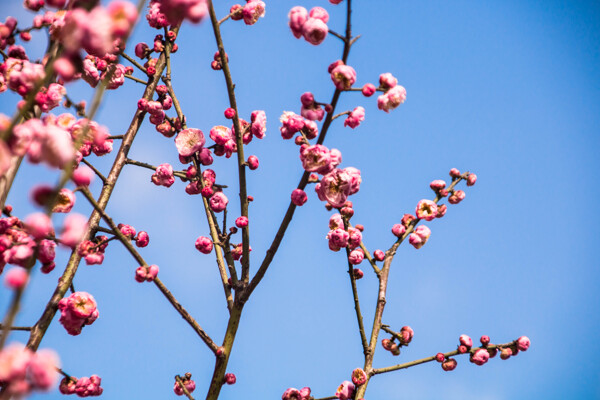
[151, 163, 175, 188]
[409, 225, 431, 249]
[335, 380, 355, 400]
[27, 350, 60, 390]
[210, 125, 233, 146]
[107, 1, 138, 37]
[328, 228, 349, 249]
[157, 0, 208, 25]
[288, 6, 308, 39]
[250, 110, 267, 139]
[242, 1, 266, 25]
[60, 213, 88, 249]
[135, 231, 150, 247]
[309, 7, 329, 23]
[391, 223, 406, 237]
[442, 358, 457, 371]
[37, 239, 56, 264]
[301, 103, 325, 121]
[4, 267, 29, 289]
[351, 368, 367, 386]
[362, 83, 376, 97]
[52, 188, 76, 213]
[103, 63, 126, 90]
[302, 18, 328, 45]
[373, 249, 385, 261]
[449, 167, 461, 178]
[135, 264, 159, 282]
[175, 128, 205, 157]
[415, 199, 438, 221]
[344, 106, 365, 128]
[429, 179, 446, 191]
[377, 85, 407, 112]
[347, 227, 362, 249]
[72, 165, 95, 186]
[344, 167, 361, 194]
[329, 213, 344, 230]
[517, 336, 530, 351]
[247, 155, 259, 170]
[195, 236, 213, 254]
[235, 216, 249, 228]
[146, 1, 170, 28]
[280, 111, 305, 139]
[331, 64, 357, 90]
[459, 334, 473, 348]
[470, 349, 490, 366]
[58, 291, 99, 335]
[291, 189, 307, 206]
[316, 169, 352, 207]
[209, 192, 228, 213]
[448, 189, 466, 204]
[379, 72, 398, 89]
[467, 173, 477, 186]
[61, 8, 114, 57]
[300, 144, 332, 174]
[24, 213, 54, 240]
[348, 249, 364, 265]
[400, 326, 414, 345]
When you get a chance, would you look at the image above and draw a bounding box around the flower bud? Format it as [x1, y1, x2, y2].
[441, 358, 457, 371]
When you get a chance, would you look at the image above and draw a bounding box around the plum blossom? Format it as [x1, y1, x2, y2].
[250, 110, 267, 139]
[175, 128, 205, 157]
[415, 199, 438, 221]
[408, 225, 431, 249]
[315, 169, 352, 207]
[344, 106, 365, 128]
[377, 85, 407, 112]
[288, 6, 308, 38]
[58, 291, 99, 335]
[335, 381, 355, 400]
[151, 163, 175, 188]
[331, 64, 357, 90]
[242, 1, 266, 25]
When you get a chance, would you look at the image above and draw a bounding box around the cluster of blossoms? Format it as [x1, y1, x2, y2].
[138, 86, 177, 137]
[77, 223, 147, 267]
[173, 373, 196, 396]
[148, 0, 207, 26]
[135, 264, 159, 282]
[57, 291, 99, 336]
[299, 92, 325, 122]
[288, 6, 329, 45]
[281, 386, 311, 400]
[381, 326, 414, 356]
[326, 212, 365, 267]
[0, 211, 87, 275]
[437, 335, 531, 371]
[375, 73, 406, 113]
[0, 343, 60, 397]
[228, 1, 266, 26]
[59, 375, 103, 397]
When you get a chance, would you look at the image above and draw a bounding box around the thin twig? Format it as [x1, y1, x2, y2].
[125, 74, 149, 85]
[80, 187, 220, 355]
[120, 51, 148, 74]
[80, 158, 107, 184]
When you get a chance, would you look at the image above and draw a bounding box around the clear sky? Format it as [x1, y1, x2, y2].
[1, 0, 599, 399]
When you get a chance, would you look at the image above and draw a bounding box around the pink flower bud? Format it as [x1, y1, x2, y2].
[362, 83, 376, 97]
[209, 192, 228, 213]
[60, 214, 88, 249]
[288, 6, 308, 39]
[373, 249, 384, 261]
[302, 18, 328, 45]
[459, 334, 473, 348]
[435, 353, 445, 363]
[429, 179, 446, 191]
[135, 231, 149, 247]
[344, 106, 365, 129]
[25, 212, 54, 239]
[517, 336, 530, 351]
[467, 173, 477, 186]
[381, 338, 392, 351]
[353, 268, 363, 279]
[309, 7, 329, 23]
[235, 216, 248, 228]
[480, 335, 490, 347]
[391, 224, 406, 237]
[135, 42, 148, 59]
[448, 190, 466, 204]
[470, 348, 490, 366]
[291, 189, 307, 206]
[377, 85, 407, 113]
[348, 249, 364, 265]
[224, 108, 236, 119]
[449, 168, 461, 178]
[224, 373, 236, 385]
[118, 224, 136, 239]
[195, 236, 213, 254]
[247, 155, 259, 170]
[242, 1, 265, 25]
[441, 358, 457, 371]
[500, 347, 512, 360]
[300, 92, 314, 107]
[379, 72, 398, 89]
[4, 267, 28, 289]
[436, 204, 447, 218]
[72, 166, 94, 186]
[399, 326, 414, 345]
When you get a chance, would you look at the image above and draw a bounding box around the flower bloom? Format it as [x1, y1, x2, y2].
[351, 368, 367, 386]
[315, 169, 352, 207]
[344, 106, 365, 129]
[250, 110, 267, 139]
[242, 1, 266, 25]
[300, 144, 333, 174]
[377, 85, 407, 112]
[459, 334, 473, 348]
[408, 225, 431, 249]
[60, 213, 88, 249]
[4, 267, 29, 289]
[58, 292, 99, 335]
[175, 128, 205, 157]
[288, 6, 308, 38]
[151, 163, 175, 188]
[335, 381, 355, 400]
[379, 72, 398, 89]
[0, 343, 60, 396]
[331, 64, 357, 90]
[209, 192, 228, 212]
[415, 199, 438, 221]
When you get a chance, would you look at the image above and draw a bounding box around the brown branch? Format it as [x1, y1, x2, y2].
[120, 51, 148, 74]
[80, 158, 107, 184]
[207, 0, 251, 284]
[125, 74, 149, 85]
[371, 341, 518, 376]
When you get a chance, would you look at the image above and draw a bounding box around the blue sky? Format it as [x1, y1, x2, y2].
[1, 0, 599, 399]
